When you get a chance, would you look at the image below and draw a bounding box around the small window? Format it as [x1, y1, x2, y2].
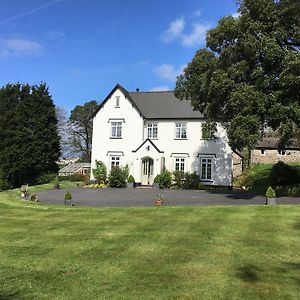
[260, 149, 265, 155]
[175, 123, 187, 139]
[147, 123, 158, 139]
[174, 157, 185, 172]
[110, 156, 120, 169]
[115, 96, 120, 107]
[111, 122, 122, 138]
[278, 149, 286, 156]
[200, 157, 213, 181]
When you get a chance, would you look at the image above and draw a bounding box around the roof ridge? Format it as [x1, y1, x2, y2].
[129, 90, 174, 94]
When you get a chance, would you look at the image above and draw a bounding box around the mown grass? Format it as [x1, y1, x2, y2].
[0, 186, 299, 299]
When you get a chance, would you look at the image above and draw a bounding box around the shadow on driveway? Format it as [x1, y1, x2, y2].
[37, 188, 300, 208]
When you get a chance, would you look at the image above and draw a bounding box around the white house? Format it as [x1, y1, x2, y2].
[91, 84, 235, 186]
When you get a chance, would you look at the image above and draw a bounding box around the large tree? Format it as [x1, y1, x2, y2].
[0, 83, 60, 189]
[175, 0, 300, 150]
[69, 100, 98, 162]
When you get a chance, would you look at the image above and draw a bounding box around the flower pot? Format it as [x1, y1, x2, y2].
[153, 183, 160, 189]
[265, 197, 276, 205]
[127, 182, 135, 188]
[155, 199, 164, 206]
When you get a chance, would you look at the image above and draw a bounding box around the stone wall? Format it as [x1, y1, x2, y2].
[251, 149, 300, 164]
[232, 152, 243, 177]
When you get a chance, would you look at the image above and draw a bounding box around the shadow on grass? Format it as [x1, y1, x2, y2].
[277, 262, 300, 286]
[236, 264, 261, 282]
[0, 291, 24, 300]
[293, 221, 300, 230]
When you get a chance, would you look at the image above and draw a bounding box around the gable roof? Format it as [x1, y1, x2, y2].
[58, 163, 91, 174]
[132, 138, 164, 153]
[92, 83, 203, 119]
[256, 137, 300, 150]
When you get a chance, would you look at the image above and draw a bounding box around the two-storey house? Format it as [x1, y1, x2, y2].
[91, 84, 235, 186]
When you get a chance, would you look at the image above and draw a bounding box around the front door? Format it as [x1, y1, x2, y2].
[142, 158, 154, 185]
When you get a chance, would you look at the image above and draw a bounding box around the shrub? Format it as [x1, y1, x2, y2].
[92, 160, 107, 184]
[183, 172, 200, 189]
[64, 191, 72, 200]
[269, 161, 298, 187]
[265, 186, 276, 198]
[34, 173, 56, 184]
[154, 175, 160, 183]
[173, 171, 185, 189]
[128, 175, 135, 183]
[30, 193, 39, 202]
[158, 170, 172, 189]
[108, 167, 128, 188]
[288, 185, 300, 197]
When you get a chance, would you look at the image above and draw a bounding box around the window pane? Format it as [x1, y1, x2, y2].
[207, 163, 212, 179]
[201, 163, 206, 179]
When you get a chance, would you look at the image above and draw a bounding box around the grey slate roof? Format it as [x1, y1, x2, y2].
[129, 91, 203, 119]
[92, 84, 203, 119]
[59, 163, 91, 174]
[256, 137, 300, 150]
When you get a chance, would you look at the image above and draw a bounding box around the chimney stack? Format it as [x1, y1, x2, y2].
[136, 88, 140, 92]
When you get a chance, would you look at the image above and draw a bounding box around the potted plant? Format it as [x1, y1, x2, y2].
[53, 176, 60, 189]
[153, 175, 160, 189]
[155, 193, 164, 206]
[127, 175, 135, 188]
[64, 191, 73, 206]
[265, 186, 276, 205]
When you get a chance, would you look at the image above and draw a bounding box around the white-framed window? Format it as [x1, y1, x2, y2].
[200, 157, 214, 181]
[111, 122, 122, 138]
[175, 123, 187, 139]
[110, 156, 120, 169]
[260, 149, 266, 155]
[278, 149, 286, 156]
[115, 96, 120, 107]
[174, 157, 186, 172]
[147, 123, 158, 139]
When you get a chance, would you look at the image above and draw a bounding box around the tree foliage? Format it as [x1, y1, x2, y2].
[69, 100, 98, 162]
[0, 83, 60, 189]
[175, 0, 300, 149]
[92, 160, 107, 184]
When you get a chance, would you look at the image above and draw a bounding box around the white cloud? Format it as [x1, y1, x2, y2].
[161, 15, 210, 47]
[232, 12, 241, 19]
[154, 64, 186, 83]
[181, 23, 209, 47]
[149, 86, 170, 92]
[47, 30, 65, 39]
[161, 18, 185, 43]
[0, 38, 43, 59]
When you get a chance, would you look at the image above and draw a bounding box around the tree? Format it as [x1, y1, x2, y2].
[0, 83, 60, 189]
[92, 160, 107, 184]
[69, 100, 98, 162]
[56, 106, 71, 157]
[175, 0, 300, 150]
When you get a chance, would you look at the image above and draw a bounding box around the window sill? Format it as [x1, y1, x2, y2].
[200, 179, 213, 182]
[174, 138, 188, 140]
[148, 138, 158, 140]
[110, 137, 122, 139]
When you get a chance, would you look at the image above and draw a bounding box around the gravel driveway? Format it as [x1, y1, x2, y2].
[37, 187, 300, 207]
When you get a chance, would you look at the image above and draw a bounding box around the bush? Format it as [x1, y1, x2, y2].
[265, 186, 276, 198]
[154, 175, 160, 183]
[173, 171, 185, 189]
[183, 172, 200, 189]
[158, 170, 172, 189]
[34, 173, 56, 184]
[288, 185, 300, 197]
[93, 160, 107, 184]
[128, 175, 135, 183]
[58, 174, 85, 182]
[30, 193, 39, 202]
[108, 167, 128, 188]
[64, 191, 72, 200]
[269, 161, 298, 187]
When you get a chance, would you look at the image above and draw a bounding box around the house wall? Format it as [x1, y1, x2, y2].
[251, 149, 300, 164]
[91, 88, 233, 186]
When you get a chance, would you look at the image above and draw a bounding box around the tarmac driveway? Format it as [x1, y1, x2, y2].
[37, 187, 300, 207]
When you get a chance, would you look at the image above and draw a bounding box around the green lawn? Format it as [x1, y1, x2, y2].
[0, 187, 299, 299]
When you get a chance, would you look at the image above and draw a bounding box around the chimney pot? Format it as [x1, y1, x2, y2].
[136, 88, 140, 92]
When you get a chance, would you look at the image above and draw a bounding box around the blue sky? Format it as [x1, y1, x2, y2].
[0, 0, 238, 112]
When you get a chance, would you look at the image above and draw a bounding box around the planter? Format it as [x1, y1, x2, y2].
[265, 197, 276, 205]
[127, 182, 135, 188]
[153, 183, 160, 189]
[155, 199, 164, 206]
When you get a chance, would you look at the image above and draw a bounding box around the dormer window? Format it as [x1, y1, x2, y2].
[278, 149, 286, 156]
[115, 96, 120, 108]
